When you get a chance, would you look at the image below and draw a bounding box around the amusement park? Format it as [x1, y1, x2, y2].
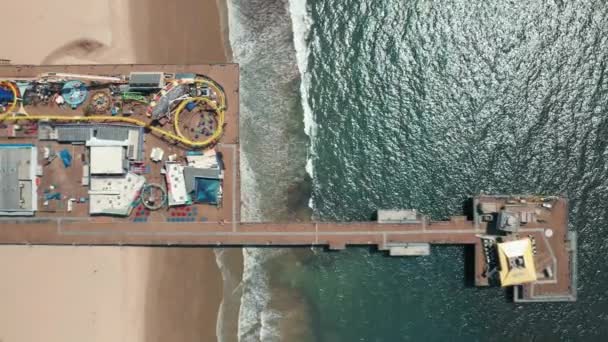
[0, 65, 237, 222]
[0, 71, 226, 147]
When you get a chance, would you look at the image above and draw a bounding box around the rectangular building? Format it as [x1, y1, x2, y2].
[165, 162, 189, 206]
[0, 144, 38, 216]
[88, 173, 145, 216]
[128, 72, 165, 90]
[377, 209, 421, 223]
[90, 146, 125, 175]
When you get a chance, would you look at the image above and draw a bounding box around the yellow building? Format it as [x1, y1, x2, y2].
[497, 238, 537, 287]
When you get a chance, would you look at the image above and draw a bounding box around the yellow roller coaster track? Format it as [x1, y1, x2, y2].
[0, 77, 226, 148]
[173, 97, 225, 147]
[0, 112, 221, 148]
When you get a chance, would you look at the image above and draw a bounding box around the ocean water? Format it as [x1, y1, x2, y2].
[228, 0, 608, 341]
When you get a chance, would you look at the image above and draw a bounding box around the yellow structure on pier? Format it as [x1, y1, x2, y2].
[497, 238, 537, 287]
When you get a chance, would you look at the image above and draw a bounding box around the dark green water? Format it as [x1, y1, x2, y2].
[295, 0, 608, 340]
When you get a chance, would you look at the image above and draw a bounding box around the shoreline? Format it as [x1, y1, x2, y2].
[217, 0, 234, 62]
[142, 248, 224, 342]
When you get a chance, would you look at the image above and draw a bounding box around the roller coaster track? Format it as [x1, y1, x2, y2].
[173, 97, 225, 147]
[0, 77, 226, 148]
[0, 112, 222, 148]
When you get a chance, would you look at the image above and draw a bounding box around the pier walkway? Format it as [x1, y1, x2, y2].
[0, 196, 576, 303]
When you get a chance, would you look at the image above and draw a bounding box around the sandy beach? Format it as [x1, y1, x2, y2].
[129, 0, 230, 63]
[0, 0, 233, 341]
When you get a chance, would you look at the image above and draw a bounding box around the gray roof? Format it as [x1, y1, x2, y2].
[0, 147, 33, 211]
[94, 126, 130, 141]
[39, 123, 143, 161]
[49, 124, 133, 143]
[129, 72, 164, 88]
[175, 73, 196, 80]
[184, 167, 221, 193]
[57, 126, 91, 142]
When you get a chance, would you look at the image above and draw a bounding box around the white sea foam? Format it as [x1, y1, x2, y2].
[259, 308, 284, 342]
[214, 248, 230, 342]
[236, 156, 276, 341]
[238, 248, 287, 342]
[237, 248, 269, 340]
[225, 3, 266, 341]
[239, 150, 264, 222]
[225, 0, 253, 65]
[226, 0, 313, 340]
[288, 0, 316, 184]
[226, 1, 284, 341]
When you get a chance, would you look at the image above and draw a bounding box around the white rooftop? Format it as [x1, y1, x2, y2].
[88, 172, 145, 216]
[150, 147, 164, 162]
[90, 146, 125, 175]
[165, 162, 189, 206]
[186, 149, 218, 169]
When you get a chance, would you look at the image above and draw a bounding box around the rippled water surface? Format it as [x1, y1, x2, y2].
[300, 0, 608, 340]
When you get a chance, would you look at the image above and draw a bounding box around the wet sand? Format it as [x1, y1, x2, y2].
[0, 0, 235, 341]
[129, 0, 229, 63]
[143, 249, 224, 342]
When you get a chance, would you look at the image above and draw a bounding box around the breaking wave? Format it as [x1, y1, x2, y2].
[214, 248, 242, 342]
[225, 0, 311, 340]
[288, 0, 315, 182]
[237, 248, 287, 342]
